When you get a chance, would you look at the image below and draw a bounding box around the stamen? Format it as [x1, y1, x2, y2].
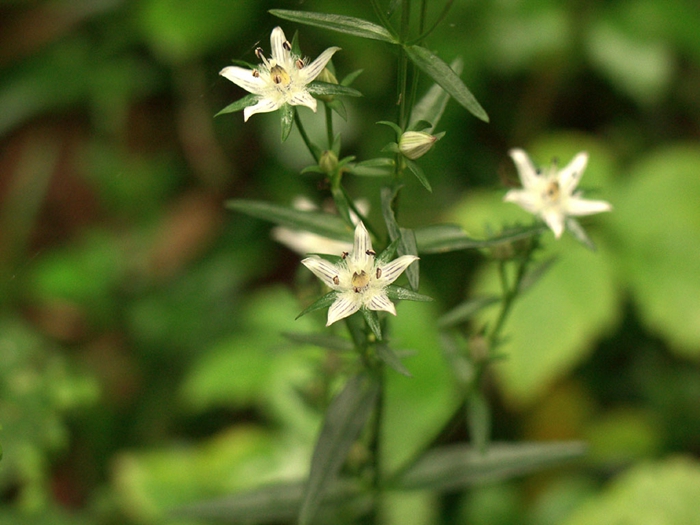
[341, 251, 349, 259]
[366, 249, 375, 256]
[252, 70, 260, 78]
[283, 41, 292, 51]
[255, 47, 265, 60]
[352, 270, 370, 293]
[270, 65, 291, 85]
[376, 268, 382, 279]
[295, 58, 304, 70]
[333, 276, 340, 285]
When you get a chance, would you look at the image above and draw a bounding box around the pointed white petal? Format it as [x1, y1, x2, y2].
[559, 151, 588, 194]
[270, 27, 288, 64]
[509, 148, 540, 189]
[301, 256, 341, 288]
[302, 46, 341, 82]
[367, 293, 397, 316]
[504, 188, 542, 214]
[288, 91, 318, 112]
[220, 66, 267, 95]
[542, 210, 566, 238]
[351, 222, 372, 266]
[377, 255, 418, 286]
[243, 97, 280, 121]
[327, 295, 361, 325]
[565, 196, 612, 216]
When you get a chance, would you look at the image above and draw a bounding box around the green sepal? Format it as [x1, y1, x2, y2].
[385, 285, 433, 303]
[326, 98, 347, 121]
[307, 81, 362, 98]
[404, 158, 432, 192]
[270, 9, 397, 43]
[215, 93, 259, 117]
[299, 373, 380, 525]
[226, 200, 353, 241]
[281, 104, 295, 141]
[404, 45, 489, 122]
[341, 69, 364, 86]
[376, 343, 412, 377]
[362, 308, 382, 340]
[377, 120, 402, 138]
[296, 291, 338, 320]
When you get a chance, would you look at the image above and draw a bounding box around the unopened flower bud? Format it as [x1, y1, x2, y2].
[319, 150, 339, 174]
[399, 131, 438, 160]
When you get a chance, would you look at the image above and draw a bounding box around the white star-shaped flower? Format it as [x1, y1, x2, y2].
[504, 148, 612, 238]
[302, 222, 419, 326]
[219, 27, 340, 121]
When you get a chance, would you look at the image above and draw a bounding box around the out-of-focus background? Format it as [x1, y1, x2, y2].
[1, 0, 700, 524]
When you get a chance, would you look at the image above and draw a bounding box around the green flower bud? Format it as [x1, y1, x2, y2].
[319, 150, 339, 174]
[398, 131, 438, 160]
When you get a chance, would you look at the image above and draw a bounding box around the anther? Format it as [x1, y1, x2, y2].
[376, 268, 382, 279]
[333, 276, 340, 285]
[366, 249, 376, 256]
[255, 47, 265, 60]
[341, 251, 349, 259]
[283, 41, 292, 51]
[252, 70, 260, 78]
[295, 58, 304, 69]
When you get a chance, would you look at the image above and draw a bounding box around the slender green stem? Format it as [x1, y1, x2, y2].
[368, 362, 385, 524]
[324, 103, 334, 149]
[294, 110, 320, 163]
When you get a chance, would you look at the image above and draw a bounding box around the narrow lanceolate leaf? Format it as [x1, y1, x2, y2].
[404, 158, 432, 192]
[299, 374, 380, 525]
[296, 291, 338, 320]
[409, 58, 463, 132]
[385, 285, 433, 303]
[307, 81, 362, 97]
[348, 158, 395, 177]
[399, 228, 419, 290]
[404, 45, 489, 122]
[396, 441, 586, 491]
[270, 9, 397, 43]
[215, 94, 259, 117]
[226, 200, 353, 241]
[376, 343, 412, 377]
[362, 308, 382, 340]
[414, 223, 545, 254]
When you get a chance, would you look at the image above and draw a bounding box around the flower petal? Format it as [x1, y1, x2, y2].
[302, 256, 341, 288]
[541, 209, 566, 238]
[565, 196, 613, 216]
[559, 151, 588, 194]
[367, 292, 397, 316]
[351, 222, 372, 266]
[302, 46, 341, 82]
[377, 255, 418, 286]
[270, 27, 288, 64]
[220, 66, 266, 95]
[509, 148, 540, 189]
[327, 294, 361, 325]
[243, 97, 280, 121]
[504, 188, 542, 214]
[288, 90, 318, 112]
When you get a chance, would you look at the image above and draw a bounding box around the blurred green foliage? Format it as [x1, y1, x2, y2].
[0, 0, 699, 524]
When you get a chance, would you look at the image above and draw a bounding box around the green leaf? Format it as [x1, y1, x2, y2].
[385, 285, 433, 303]
[380, 188, 420, 290]
[404, 158, 432, 192]
[362, 308, 382, 340]
[215, 93, 258, 117]
[409, 57, 463, 131]
[282, 332, 354, 352]
[307, 81, 362, 97]
[377, 120, 403, 137]
[270, 9, 397, 43]
[296, 291, 338, 320]
[413, 223, 545, 254]
[467, 391, 491, 453]
[438, 296, 499, 328]
[173, 479, 367, 524]
[563, 457, 700, 525]
[299, 374, 379, 525]
[281, 104, 294, 142]
[348, 158, 395, 177]
[326, 98, 347, 121]
[396, 441, 586, 491]
[376, 343, 412, 377]
[341, 69, 364, 86]
[226, 200, 353, 241]
[404, 45, 489, 122]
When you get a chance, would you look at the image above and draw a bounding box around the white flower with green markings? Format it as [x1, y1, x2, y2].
[219, 27, 340, 121]
[302, 222, 418, 326]
[504, 148, 612, 239]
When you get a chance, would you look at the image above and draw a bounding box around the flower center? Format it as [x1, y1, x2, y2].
[269, 65, 291, 86]
[544, 180, 560, 202]
[352, 270, 371, 293]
